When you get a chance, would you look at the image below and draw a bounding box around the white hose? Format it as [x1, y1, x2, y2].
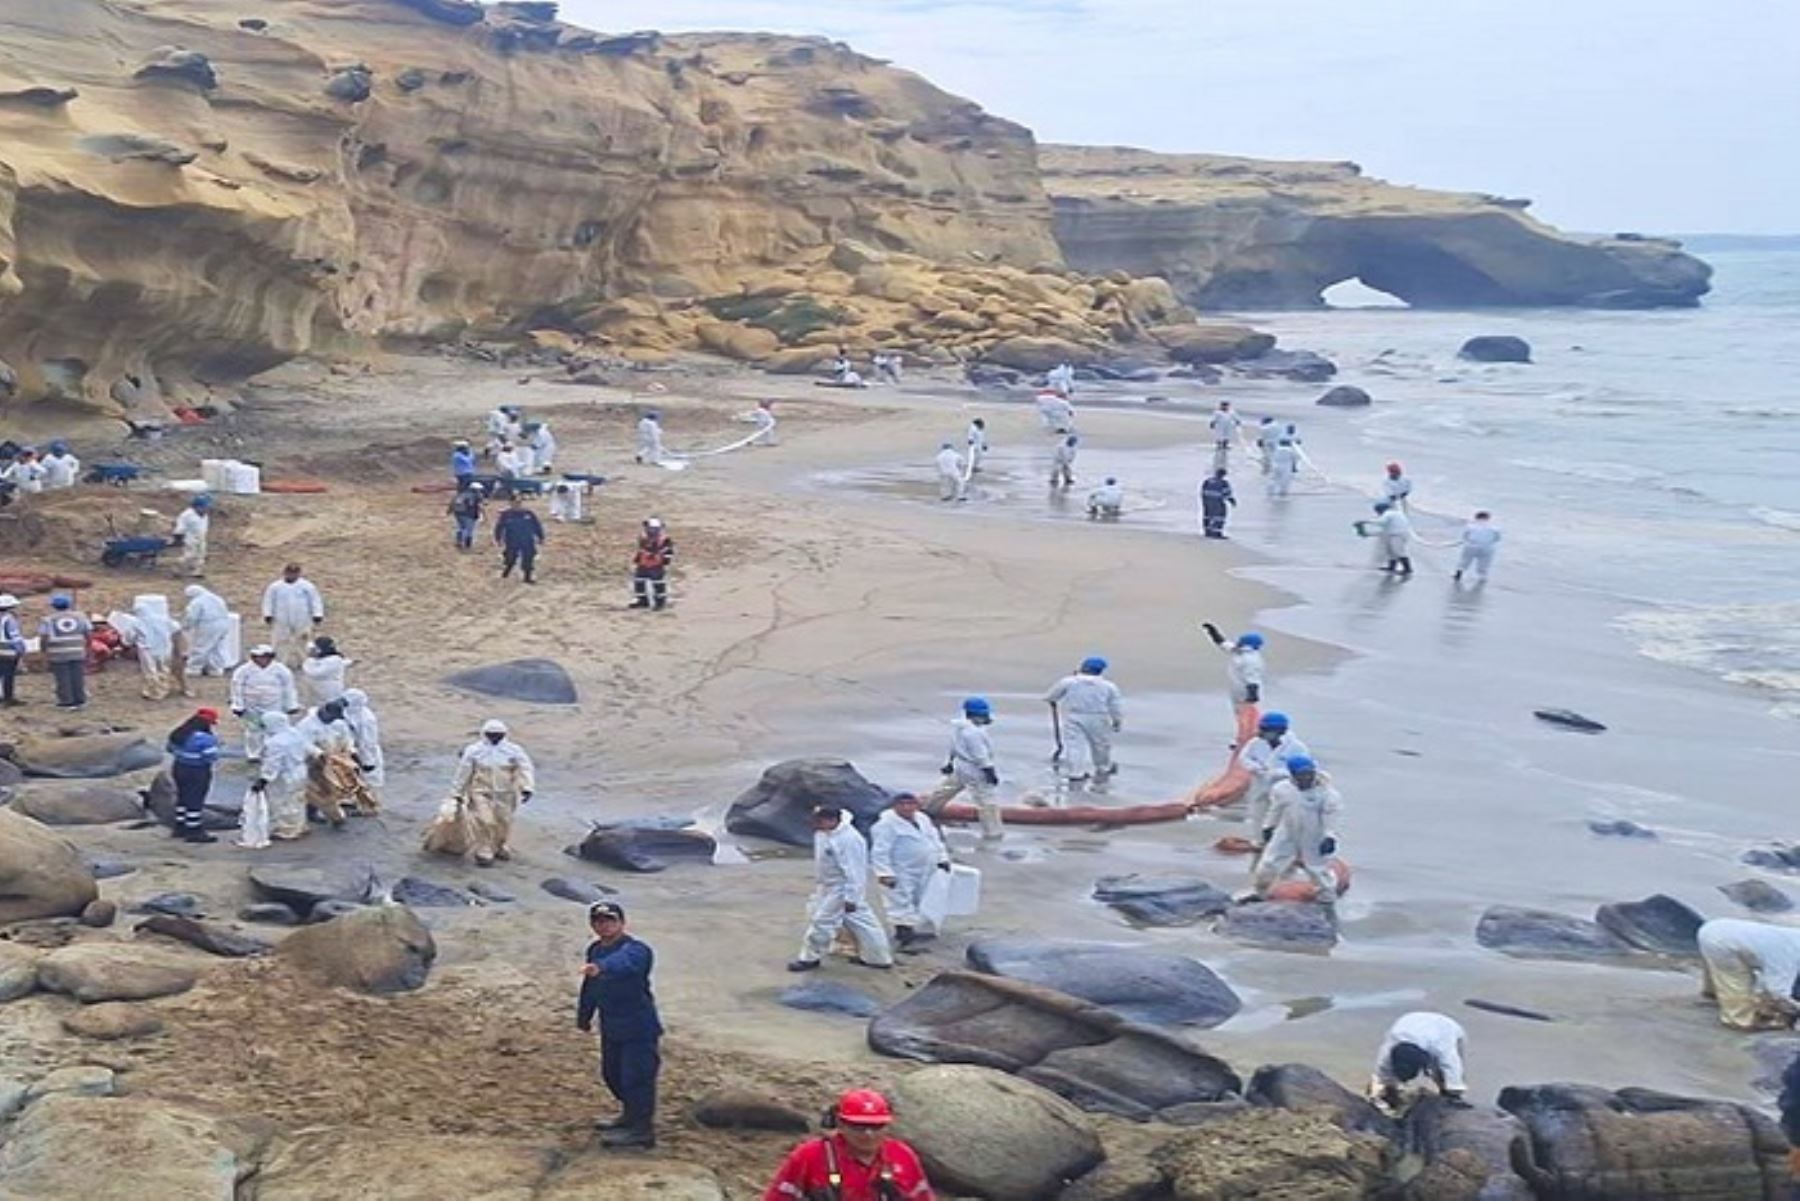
[658, 426, 767, 468]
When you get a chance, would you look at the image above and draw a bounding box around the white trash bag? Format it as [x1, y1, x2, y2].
[237, 783, 271, 849]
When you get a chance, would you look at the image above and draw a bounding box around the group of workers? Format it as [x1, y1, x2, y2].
[0, 441, 82, 499]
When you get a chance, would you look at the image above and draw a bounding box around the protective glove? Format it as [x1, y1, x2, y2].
[843, 901, 858, 913]
[937, 862, 952, 872]
[231, 708, 245, 717]
[981, 767, 999, 786]
[1200, 621, 1225, 645]
[940, 762, 955, 776]
[520, 790, 534, 804]
[263, 616, 273, 625]
[1260, 827, 1275, 845]
[1111, 720, 1123, 733]
[1245, 684, 1260, 704]
[877, 875, 897, 887]
[358, 762, 375, 773]
[1319, 836, 1338, 856]
[577, 1020, 593, 1033]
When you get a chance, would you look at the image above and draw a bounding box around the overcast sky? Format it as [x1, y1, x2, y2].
[565, 0, 1798, 235]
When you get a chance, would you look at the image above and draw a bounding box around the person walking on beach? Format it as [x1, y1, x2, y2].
[1255, 417, 1280, 474]
[448, 481, 486, 550]
[1373, 501, 1414, 577]
[631, 518, 674, 610]
[927, 697, 1002, 840]
[935, 442, 965, 502]
[165, 708, 222, 844]
[428, 719, 536, 866]
[1239, 711, 1310, 849]
[172, 495, 211, 577]
[230, 644, 298, 762]
[0, 594, 23, 707]
[495, 494, 546, 584]
[966, 417, 989, 474]
[1247, 756, 1339, 905]
[451, 440, 476, 491]
[788, 805, 894, 973]
[871, 793, 951, 949]
[578, 901, 663, 1150]
[1050, 434, 1078, 490]
[1382, 461, 1413, 510]
[1199, 468, 1236, 538]
[1454, 511, 1502, 582]
[1208, 400, 1242, 472]
[1367, 1012, 1469, 1116]
[181, 584, 233, 678]
[1044, 657, 1123, 784]
[763, 1090, 934, 1201]
[1267, 439, 1300, 497]
[635, 411, 664, 465]
[262, 562, 325, 667]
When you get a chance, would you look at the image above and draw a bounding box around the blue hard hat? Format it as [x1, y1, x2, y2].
[192, 494, 212, 508]
[1080, 656, 1107, 675]
[1258, 711, 1290, 730]
[48, 441, 67, 454]
[963, 697, 992, 718]
[51, 594, 72, 609]
[1238, 633, 1264, 649]
[1286, 755, 1317, 775]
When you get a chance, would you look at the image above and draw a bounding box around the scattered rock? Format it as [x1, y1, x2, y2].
[540, 876, 615, 904]
[1460, 335, 1532, 363]
[1402, 1095, 1535, 1200]
[467, 881, 517, 903]
[1594, 894, 1704, 957]
[394, 0, 487, 25]
[134, 46, 219, 91]
[0, 944, 38, 1002]
[1220, 900, 1338, 951]
[324, 65, 373, 102]
[1246, 1063, 1396, 1137]
[1316, 385, 1372, 407]
[1720, 879, 1794, 914]
[310, 899, 366, 922]
[135, 914, 272, 958]
[982, 336, 1099, 372]
[395, 67, 428, 92]
[725, 758, 892, 846]
[5, 731, 162, 779]
[36, 943, 199, 1002]
[0, 1096, 261, 1197]
[1475, 905, 1635, 959]
[965, 937, 1241, 1027]
[276, 904, 436, 995]
[1092, 874, 1231, 926]
[129, 892, 205, 918]
[391, 876, 479, 908]
[248, 864, 376, 917]
[61, 1001, 165, 1041]
[691, 1087, 810, 1133]
[0, 86, 79, 107]
[86, 856, 135, 880]
[892, 1065, 1103, 1201]
[869, 970, 1241, 1120]
[575, 821, 717, 873]
[24, 1066, 115, 1102]
[78, 899, 117, 928]
[1533, 707, 1606, 732]
[0, 809, 99, 923]
[7, 780, 143, 825]
[1588, 818, 1656, 839]
[1233, 348, 1337, 382]
[1739, 843, 1800, 873]
[777, 980, 881, 1018]
[443, 658, 578, 704]
[239, 902, 302, 925]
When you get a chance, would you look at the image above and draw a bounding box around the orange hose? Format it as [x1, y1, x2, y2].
[260, 480, 329, 494]
[937, 798, 1193, 826]
[1185, 702, 1259, 811]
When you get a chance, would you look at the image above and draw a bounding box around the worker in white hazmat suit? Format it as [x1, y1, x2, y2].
[636, 412, 664, 465]
[296, 698, 373, 826]
[965, 418, 989, 474]
[1202, 624, 1266, 707]
[870, 793, 951, 948]
[1050, 434, 1078, 490]
[342, 688, 384, 794]
[528, 421, 556, 475]
[495, 442, 530, 481]
[261, 563, 325, 666]
[1368, 1012, 1469, 1115]
[1372, 501, 1414, 577]
[547, 482, 583, 523]
[230, 645, 298, 761]
[300, 635, 351, 706]
[789, 805, 894, 972]
[926, 697, 1002, 840]
[172, 496, 211, 576]
[443, 719, 535, 866]
[1255, 418, 1280, 474]
[40, 443, 80, 489]
[1454, 511, 1502, 583]
[1047, 363, 1075, 399]
[1087, 477, 1124, 520]
[127, 595, 178, 700]
[248, 710, 311, 842]
[1697, 918, 1800, 1031]
[1044, 657, 1124, 783]
[181, 585, 233, 677]
[1208, 401, 1242, 472]
[1248, 756, 1340, 904]
[485, 405, 521, 458]
[1267, 439, 1300, 498]
[1238, 711, 1310, 846]
[750, 399, 778, 446]
[1382, 462, 1413, 509]
[935, 442, 965, 502]
[1037, 391, 1075, 434]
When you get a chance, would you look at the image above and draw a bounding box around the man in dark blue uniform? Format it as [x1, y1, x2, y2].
[577, 901, 663, 1149]
[494, 494, 545, 584]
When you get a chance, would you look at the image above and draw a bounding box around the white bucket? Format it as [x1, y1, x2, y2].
[945, 864, 982, 917]
[225, 461, 261, 495]
[201, 459, 229, 491]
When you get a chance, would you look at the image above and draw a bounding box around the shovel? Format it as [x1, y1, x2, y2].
[1049, 702, 1064, 767]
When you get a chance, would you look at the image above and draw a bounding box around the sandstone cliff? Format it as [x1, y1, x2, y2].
[1043, 145, 1712, 311]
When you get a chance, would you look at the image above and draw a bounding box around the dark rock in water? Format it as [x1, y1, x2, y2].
[1403, 1096, 1535, 1200]
[1464, 998, 1555, 1023]
[395, 67, 428, 92]
[86, 857, 135, 881]
[443, 658, 578, 705]
[540, 876, 615, 904]
[1476, 906, 1635, 959]
[239, 902, 301, 926]
[142, 770, 240, 831]
[1220, 901, 1338, 951]
[868, 970, 1241, 1121]
[1594, 894, 1704, 957]
[1315, 385, 1372, 408]
[692, 1086, 810, 1133]
[6, 732, 162, 779]
[778, 980, 881, 1018]
[248, 864, 376, 917]
[128, 892, 205, 918]
[1588, 818, 1656, 839]
[575, 822, 717, 873]
[134, 47, 219, 91]
[965, 364, 1021, 389]
[1246, 1063, 1395, 1138]
[1533, 707, 1606, 733]
[324, 66, 374, 102]
[1232, 348, 1337, 382]
[310, 899, 367, 922]
[391, 877, 478, 908]
[1460, 335, 1533, 363]
[8, 780, 143, 825]
[1092, 874, 1231, 926]
[1720, 879, 1794, 914]
[965, 937, 1240, 1028]
[725, 758, 892, 847]
[134, 914, 271, 958]
[1739, 843, 1800, 873]
[1167, 363, 1223, 384]
[1498, 1083, 1789, 1198]
[467, 881, 516, 903]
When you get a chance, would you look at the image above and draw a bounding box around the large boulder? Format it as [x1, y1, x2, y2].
[965, 937, 1240, 1027]
[1401, 1096, 1534, 1200]
[7, 780, 144, 825]
[0, 943, 39, 1001]
[1475, 906, 1635, 960]
[443, 658, 578, 705]
[62, 1001, 166, 1041]
[1459, 335, 1532, 363]
[1221, 900, 1339, 951]
[1233, 348, 1338, 381]
[36, 943, 199, 1003]
[725, 759, 892, 846]
[1316, 384, 1372, 408]
[1593, 894, 1705, 958]
[868, 970, 1241, 1120]
[1719, 879, 1793, 914]
[1246, 1063, 1395, 1138]
[891, 1065, 1103, 1200]
[1092, 874, 1231, 927]
[1150, 323, 1275, 364]
[1498, 1083, 1789, 1198]
[247, 863, 376, 917]
[1151, 1107, 1387, 1198]
[575, 820, 717, 873]
[4, 732, 161, 779]
[0, 810, 99, 922]
[277, 904, 435, 994]
[0, 1096, 263, 1199]
[696, 321, 782, 361]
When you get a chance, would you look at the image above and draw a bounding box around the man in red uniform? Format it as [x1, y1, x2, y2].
[763, 1088, 933, 1201]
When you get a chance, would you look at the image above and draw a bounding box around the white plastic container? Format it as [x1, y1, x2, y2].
[201, 459, 229, 491]
[224, 461, 260, 495]
[945, 864, 982, 916]
[165, 478, 210, 493]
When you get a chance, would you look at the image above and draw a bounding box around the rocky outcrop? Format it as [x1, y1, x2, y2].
[0, 809, 99, 923]
[0, 1096, 264, 1199]
[1043, 144, 1711, 311]
[726, 758, 892, 846]
[890, 1066, 1103, 1201]
[275, 904, 436, 994]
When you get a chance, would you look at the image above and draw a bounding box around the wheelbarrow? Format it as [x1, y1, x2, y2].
[101, 533, 173, 568]
[85, 463, 144, 486]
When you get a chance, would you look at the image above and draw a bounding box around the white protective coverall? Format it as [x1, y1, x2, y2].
[1047, 364, 1075, 398]
[2, 457, 44, 494]
[485, 407, 520, 456]
[301, 652, 350, 706]
[296, 708, 371, 823]
[1224, 643, 1265, 706]
[928, 718, 1001, 839]
[1384, 473, 1414, 507]
[172, 507, 209, 576]
[1050, 438, 1077, 488]
[750, 404, 778, 446]
[548, 485, 583, 522]
[251, 711, 311, 841]
[1378, 507, 1413, 564]
[1208, 408, 1242, 471]
[1251, 774, 1341, 900]
[1457, 521, 1503, 580]
[1697, 918, 1800, 1030]
[966, 421, 989, 473]
[40, 451, 80, 489]
[449, 737, 536, 863]
[1239, 731, 1311, 838]
[262, 576, 324, 666]
[182, 585, 233, 675]
[1267, 444, 1299, 497]
[1370, 1012, 1468, 1101]
[342, 689, 384, 788]
[1087, 481, 1124, 518]
[128, 595, 177, 700]
[229, 659, 298, 760]
[798, 820, 894, 967]
[635, 416, 663, 465]
[529, 422, 556, 474]
[870, 808, 951, 934]
[1255, 421, 1280, 473]
[1044, 673, 1124, 780]
[935, 446, 965, 501]
[1037, 392, 1075, 433]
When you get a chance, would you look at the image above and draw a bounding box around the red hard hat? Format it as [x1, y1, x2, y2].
[1386, 461, 1402, 472]
[838, 1088, 893, 1126]
[195, 707, 221, 723]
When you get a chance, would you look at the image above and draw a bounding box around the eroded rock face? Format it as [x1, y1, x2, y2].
[0, 1096, 262, 1199]
[1044, 145, 1710, 311]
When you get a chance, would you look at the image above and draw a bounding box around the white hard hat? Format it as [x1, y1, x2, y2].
[0, 594, 18, 609]
[250, 643, 276, 656]
[481, 718, 508, 735]
[645, 516, 663, 528]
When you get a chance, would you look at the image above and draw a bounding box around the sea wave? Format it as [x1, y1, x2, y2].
[1616, 602, 1800, 719]
[1751, 507, 1800, 533]
[1510, 457, 1666, 486]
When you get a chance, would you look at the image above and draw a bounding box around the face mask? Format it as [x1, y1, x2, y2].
[484, 732, 505, 744]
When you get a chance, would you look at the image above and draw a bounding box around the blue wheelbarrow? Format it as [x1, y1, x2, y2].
[85, 463, 144, 486]
[101, 534, 173, 569]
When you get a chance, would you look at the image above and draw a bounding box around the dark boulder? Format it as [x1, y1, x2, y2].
[1498, 1083, 1789, 1199]
[1533, 707, 1606, 733]
[5, 732, 161, 779]
[778, 980, 881, 1018]
[1594, 894, 1704, 957]
[691, 1087, 809, 1133]
[277, 904, 435, 995]
[1246, 1063, 1395, 1138]
[1316, 385, 1372, 408]
[1459, 335, 1532, 364]
[247, 864, 376, 918]
[540, 876, 614, 904]
[574, 820, 716, 873]
[1588, 818, 1656, 839]
[725, 758, 891, 847]
[1092, 874, 1231, 926]
[467, 881, 516, 903]
[1402, 1095, 1534, 1200]
[8, 780, 143, 825]
[391, 877, 479, 908]
[965, 937, 1240, 1028]
[868, 970, 1241, 1121]
[86, 857, 135, 880]
[443, 658, 578, 704]
[133, 914, 271, 958]
[128, 892, 205, 918]
[1740, 843, 1800, 873]
[394, 0, 486, 25]
[1720, 879, 1794, 914]
[1220, 901, 1338, 951]
[324, 66, 373, 102]
[1475, 906, 1635, 960]
[310, 899, 367, 922]
[134, 47, 219, 91]
[964, 364, 1022, 389]
[79, 899, 117, 928]
[239, 902, 301, 926]
[395, 67, 428, 92]
[1232, 349, 1336, 382]
[0, 86, 78, 107]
